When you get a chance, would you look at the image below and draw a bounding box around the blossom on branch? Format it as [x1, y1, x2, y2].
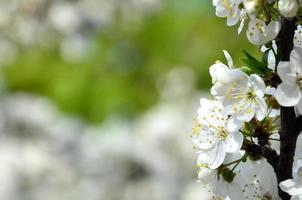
[192, 98, 243, 169]
[210, 52, 267, 122]
[280, 159, 302, 200]
[275, 47, 302, 113]
[246, 19, 281, 46]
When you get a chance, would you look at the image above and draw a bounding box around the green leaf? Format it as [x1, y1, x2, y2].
[241, 50, 268, 75]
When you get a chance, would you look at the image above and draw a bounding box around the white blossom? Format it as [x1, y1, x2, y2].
[196, 153, 216, 185]
[275, 47, 302, 114]
[210, 52, 267, 122]
[192, 98, 243, 169]
[279, 159, 302, 199]
[246, 19, 281, 45]
[238, 159, 279, 200]
[213, 0, 242, 26]
[278, 0, 299, 18]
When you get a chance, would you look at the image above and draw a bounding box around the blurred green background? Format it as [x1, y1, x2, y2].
[2, 0, 256, 124]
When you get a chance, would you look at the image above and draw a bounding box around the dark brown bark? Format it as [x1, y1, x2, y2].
[275, 17, 300, 200]
[278, 107, 299, 199]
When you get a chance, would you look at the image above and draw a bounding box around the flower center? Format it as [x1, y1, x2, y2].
[247, 90, 256, 100]
[297, 75, 302, 90]
[217, 128, 229, 140]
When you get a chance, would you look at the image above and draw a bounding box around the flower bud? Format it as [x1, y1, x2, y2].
[220, 168, 236, 183]
[278, 0, 299, 18]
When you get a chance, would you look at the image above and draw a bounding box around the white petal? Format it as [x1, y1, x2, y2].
[199, 98, 223, 113]
[197, 167, 216, 185]
[297, 99, 302, 115]
[226, 183, 244, 200]
[227, 115, 243, 132]
[211, 81, 228, 98]
[255, 97, 267, 121]
[227, 10, 240, 26]
[275, 82, 301, 106]
[267, 21, 281, 42]
[261, 45, 269, 52]
[223, 50, 234, 68]
[265, 86, 276, 96]
[216, 6, 228, 17]
[278, 61, 297, 84]
[272, 40, 277, 51]
[197, 152, 210, 163]
[267, 50, 276, 71]
[247, 20, 280, 45]
[209, 62, 229, 83]
[280, 179, 302, 196]
[212, 0, 219, 6]
[249, 74, 266, 97]
[291, 194, 302, 200]
[208, 142, 226, 169]
[290, 47, 302, 74]
[224, 131, 243, 153]
[237, 103, 255, 122]
[237, 15, 245, 35]
[194, 134, 217, 150]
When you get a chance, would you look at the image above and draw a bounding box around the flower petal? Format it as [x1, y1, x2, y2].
[227, 115, 243, 132]
[297, 99, 302, 115]
[193, 133, 217, 150]
[278, 61, 297, 84]
[280, 179, 302, 196]
[249, 74, 266, 97]
[290, 47, 302, 74]
[275, 82, 301, 107]
[291, 194, 302, 200]
[208, 142, 226, 169]
[223, 50, 233, 68]
[267, 21, 281, 42]
[255, 97, 267, 121]
[197, 167, 216, 185]
[224, 131, 243, 153]
[209, 63, 229, 83]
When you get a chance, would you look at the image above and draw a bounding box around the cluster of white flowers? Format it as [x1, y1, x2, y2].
[213, 0, 302, 45]
[192, 1, 302, 196]
[192, 46, 302, 198]
[192, 49, 280, 199]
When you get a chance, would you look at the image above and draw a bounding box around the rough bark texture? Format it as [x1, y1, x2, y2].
[276, 17, 300, 200]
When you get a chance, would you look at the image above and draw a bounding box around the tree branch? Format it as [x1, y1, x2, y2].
[276, 18, 299, 200]
[296, 116, 302, 133]
[261, 145, 279, 175]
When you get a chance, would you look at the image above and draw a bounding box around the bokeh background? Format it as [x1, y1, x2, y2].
[0, 0, 257, 199]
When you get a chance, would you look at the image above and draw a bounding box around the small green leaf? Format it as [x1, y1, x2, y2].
[241, 50, 268, 75]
